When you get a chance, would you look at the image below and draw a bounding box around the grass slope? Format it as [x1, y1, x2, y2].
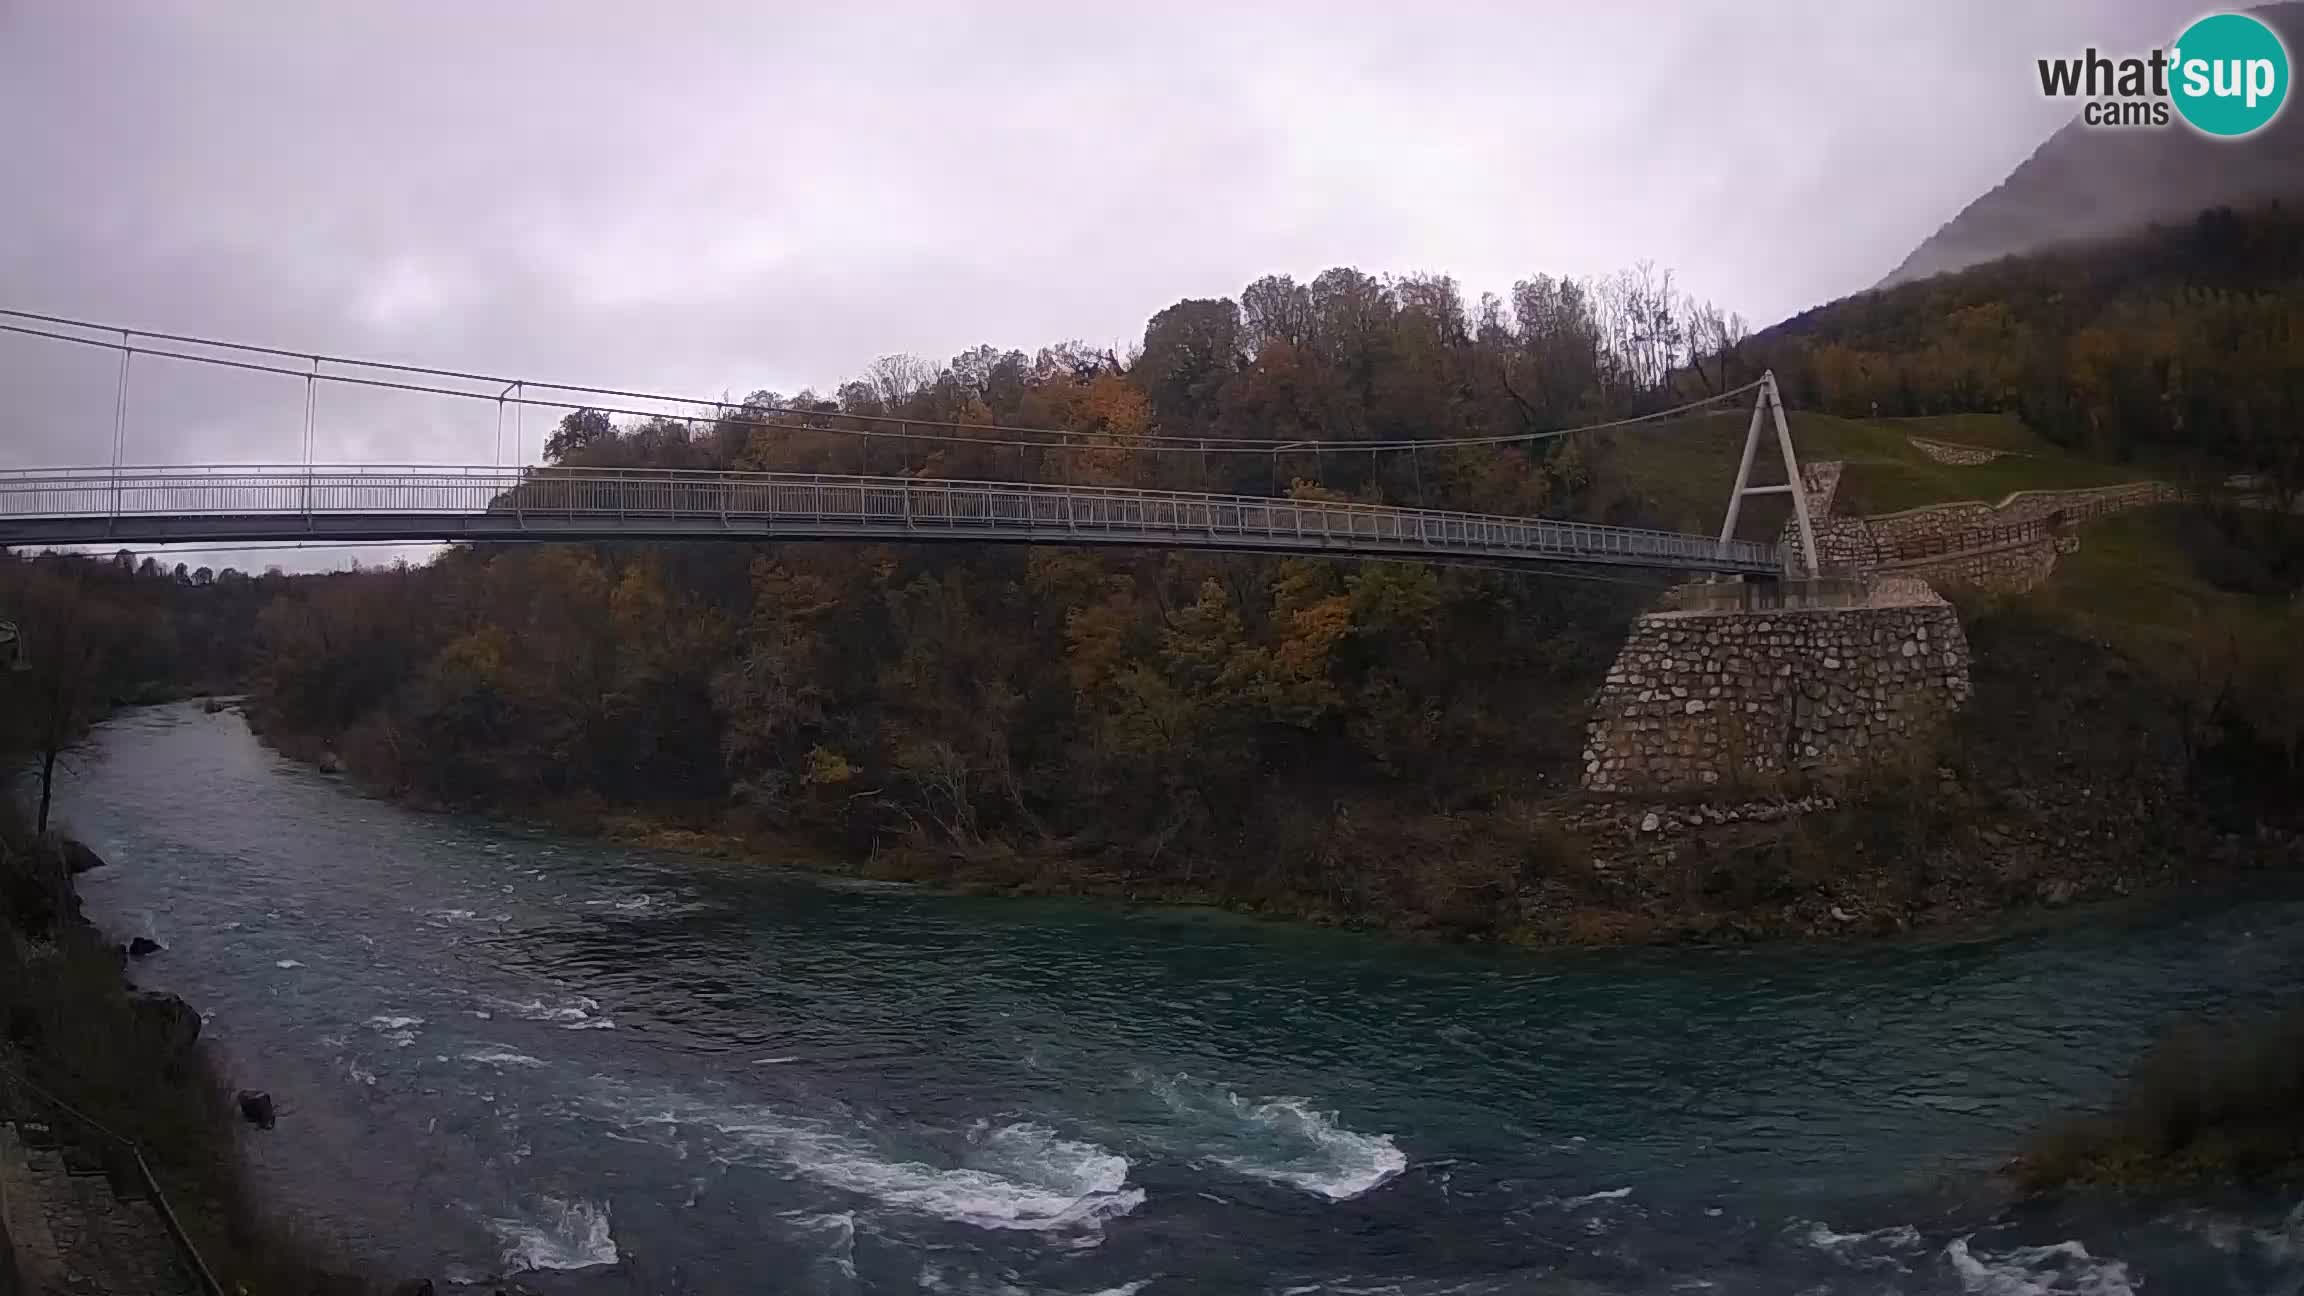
[1588, 410, 2146, 540]
[1891, 413, 2058, 453]
[2029, 505, 2302, 668]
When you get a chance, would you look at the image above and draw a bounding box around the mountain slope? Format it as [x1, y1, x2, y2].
[1879, 1, 2304, 288]
[1744, 198, 2304, 515]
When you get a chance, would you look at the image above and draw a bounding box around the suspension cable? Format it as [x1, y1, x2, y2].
[0, 309, 1760, 457]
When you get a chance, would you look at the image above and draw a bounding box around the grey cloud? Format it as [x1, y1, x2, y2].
[0, 0, 2198, 566]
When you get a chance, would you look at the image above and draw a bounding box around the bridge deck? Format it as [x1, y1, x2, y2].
[0, 466, 1782, 575]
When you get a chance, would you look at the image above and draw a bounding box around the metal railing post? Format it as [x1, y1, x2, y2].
[300, 356, 318, 524]
[109, 335, 132, 529]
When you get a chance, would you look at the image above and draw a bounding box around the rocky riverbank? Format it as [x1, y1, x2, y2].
[250, 708, 2303, 952]
[238, 579, 2304, 949]
[0, 811, 504, 1294]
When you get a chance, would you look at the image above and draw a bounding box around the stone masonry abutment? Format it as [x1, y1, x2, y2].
[1582, 579, 1971, 795]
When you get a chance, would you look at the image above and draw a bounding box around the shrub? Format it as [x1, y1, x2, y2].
[2017, 1004, 2304, 1190]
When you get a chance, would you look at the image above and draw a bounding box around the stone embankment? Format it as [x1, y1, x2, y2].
[1582, 579, 1969, 795]
[1783, 461, 2182, 593]
[0, 1113, 200, 1295]
[1863, 481, 2183, 552]
[1588, 442, 2203, 798]
[1592, 453, 2181, 796]
[1909, 436, 2002, 465]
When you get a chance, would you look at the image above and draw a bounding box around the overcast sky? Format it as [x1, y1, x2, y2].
[0, 0, 2191, 566]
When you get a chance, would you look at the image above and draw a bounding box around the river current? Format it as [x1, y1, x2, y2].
[51, 702, 2304, 1294]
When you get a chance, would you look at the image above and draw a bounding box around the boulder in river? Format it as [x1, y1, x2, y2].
[202, 698, 229, 714]
[236, 1089, 276, 1129]
[58, 838, 107, 874]
[317, 750, 345, 774]
[126, 936, 163, 959]
[129, 991, 202, 1059]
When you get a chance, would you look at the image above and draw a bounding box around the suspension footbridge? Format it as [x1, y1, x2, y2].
[0, 311, 1817, 578]
[0, 464, 1784, 573]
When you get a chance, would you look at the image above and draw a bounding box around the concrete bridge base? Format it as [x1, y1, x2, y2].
[1581, 578, 1971, 795]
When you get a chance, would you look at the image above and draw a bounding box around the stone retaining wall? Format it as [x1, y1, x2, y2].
[1860, 481, 2181, 552]
[1909, 437, 2003, 465]
[1798, 460, 1842, 517]
[1811, 517, 1879, 570]
[1776, 462, 1872, 573]
[1595, 460, 2169, 793]
[1782, 469, 2180, 586]
[1880, 534, 2059, 592]
[0, 1129, 19, 1296]
[1582, 589, 1971, 794]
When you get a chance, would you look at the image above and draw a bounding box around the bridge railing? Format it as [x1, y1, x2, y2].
[0, 465, 1783, 573]
[0, 1059, 225, 1296]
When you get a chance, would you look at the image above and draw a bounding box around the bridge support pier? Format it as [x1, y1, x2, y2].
[1581, 577, 1971, 795]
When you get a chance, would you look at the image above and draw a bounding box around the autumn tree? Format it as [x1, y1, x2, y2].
[0, 564, 134, 834]
[544, 408, 617, 463]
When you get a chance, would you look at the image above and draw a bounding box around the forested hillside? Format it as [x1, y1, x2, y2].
[1758, 202, 2304, 502]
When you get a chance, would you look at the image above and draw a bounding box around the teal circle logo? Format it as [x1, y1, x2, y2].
[2170, 12, 2290, 137]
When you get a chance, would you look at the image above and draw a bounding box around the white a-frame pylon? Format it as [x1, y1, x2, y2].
[1716, 370, 1820, 579]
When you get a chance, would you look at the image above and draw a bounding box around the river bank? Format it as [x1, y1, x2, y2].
[0, 808, 387, 1294]
[297, 778, 2298, 949]
[236, 754, 2299, 951]
[2013, 1000, 2304, 1193]
[244, 594, 2304, 950]
[55, 699, 2304, 1294]
[6, 699, 2290, 1296]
